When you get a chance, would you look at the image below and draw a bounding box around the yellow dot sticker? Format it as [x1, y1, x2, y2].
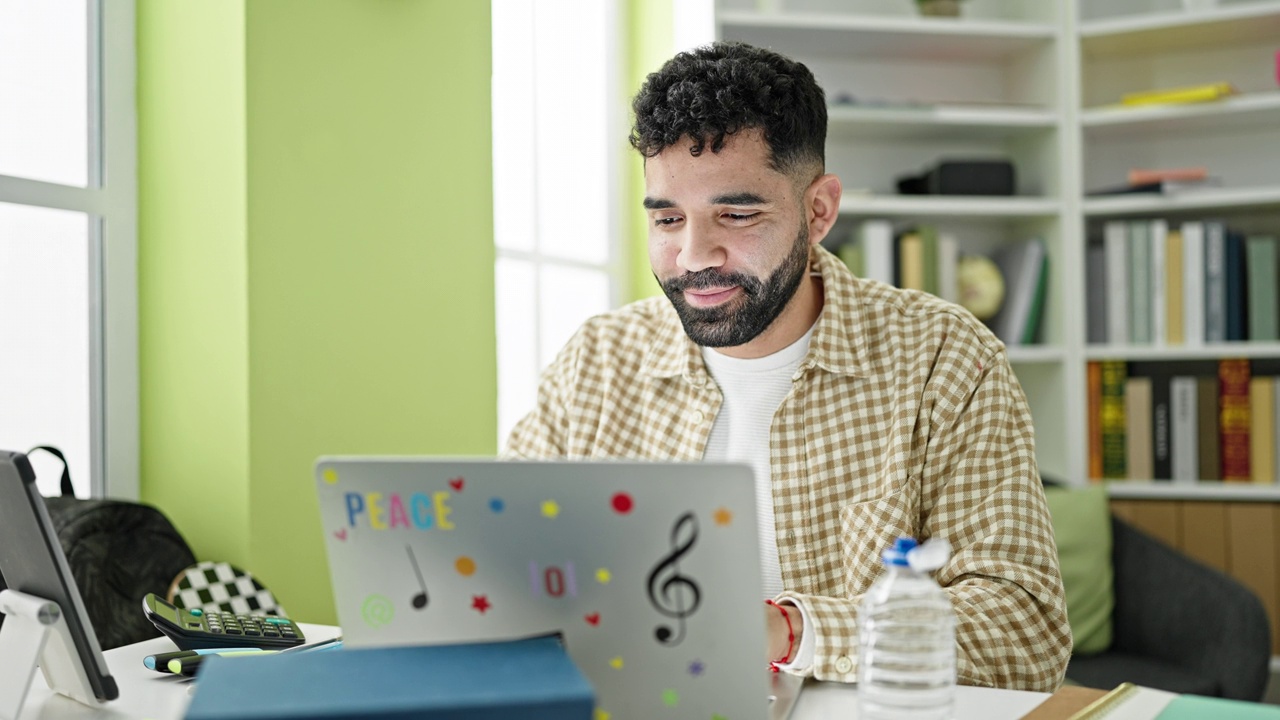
[322, 469, 338, 484]
[609, 656, 623, 670]
[595, 568, 612, 584]
[541, 500, 561, 518]
[455, 556, 476, 576]
[595, 710, 611, 720]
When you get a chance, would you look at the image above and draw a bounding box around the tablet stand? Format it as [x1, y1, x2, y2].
[0, 589, 101, 720]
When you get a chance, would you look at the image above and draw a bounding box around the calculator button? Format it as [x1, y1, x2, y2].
[209, 627, 224, 634]
[225, 628, 243, 635]
[189, 608, 204, 617]
[244, 628, 261, 636]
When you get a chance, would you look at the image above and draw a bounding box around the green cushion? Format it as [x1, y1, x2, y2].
[1043, 484, 1114, 655]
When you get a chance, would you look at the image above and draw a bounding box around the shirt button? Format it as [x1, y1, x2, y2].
[835, 655, 854, 674]
[692, 410, 704, 424]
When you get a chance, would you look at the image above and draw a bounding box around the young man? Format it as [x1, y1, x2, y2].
[504, 41, 1070, 690]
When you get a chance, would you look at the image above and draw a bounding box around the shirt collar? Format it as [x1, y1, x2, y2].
[642, 245, 870, 381]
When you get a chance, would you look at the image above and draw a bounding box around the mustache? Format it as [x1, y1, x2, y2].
[661, 268, 763, 296]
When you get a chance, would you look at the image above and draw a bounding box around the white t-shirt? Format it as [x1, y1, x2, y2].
[700, 322, 815, 599]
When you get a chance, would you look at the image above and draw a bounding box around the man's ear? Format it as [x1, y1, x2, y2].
[805, 173, 843, 246]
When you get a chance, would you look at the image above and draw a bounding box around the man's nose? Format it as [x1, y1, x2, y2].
[676, 221, 727, 274]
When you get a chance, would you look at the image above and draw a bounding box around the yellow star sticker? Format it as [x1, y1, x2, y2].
[595, 710, 611, 720]
[595, 568, 612, 584]
[322, 469, 338, 484]
[541, 500, 560, 518]
[714, 507, 733, 526]
[609, 656, 623, 669]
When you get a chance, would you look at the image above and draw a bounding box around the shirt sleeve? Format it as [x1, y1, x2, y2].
[501, 328, 581, 459]
[773, 597, 816, 674]
[777, 349, 1072, 691]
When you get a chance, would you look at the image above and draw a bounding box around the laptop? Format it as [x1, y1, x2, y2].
[315, 457, 803, 720]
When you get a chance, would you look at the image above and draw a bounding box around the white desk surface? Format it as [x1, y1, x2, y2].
[20, 624, 1049, 719]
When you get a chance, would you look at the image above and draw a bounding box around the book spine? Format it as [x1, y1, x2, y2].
[1251, 377, 1276, 485]
[1088, 361, 1103, 480]
[1166, 226, 1184, 345]
[1204, 222, 1227, 343]
[838, 243, 864, 278]
[1020, 242, 1049, 345]
[1150, 220, 1167, 346]
[1170, 376, 1199, 484]
[1126, 377, 1154, 480]
[1275, 379, 1280, 483]
[1101, 360, 1128, 479]
[1225, 231, 1248, 342]
[1182, 221, 1205, 346]
[936, 233, 959, 304]
[1198, 376, 1221, 480]
[860, 220, 895, 285]
[1150, 371, 1172, 481]
[920, 224, 939, 297]
[1121, 81, 1235, 106]
[1129, 221, 1152, 344]
[1105, 222, 1130, 344]
[1246, 236, 1279, 342]
[898, 231, 924, 291]
[1220, 359, 1252, 482]
[1087, 243, 1108, 344]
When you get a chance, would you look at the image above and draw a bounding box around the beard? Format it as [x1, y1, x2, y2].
[658, 222, 811, 348]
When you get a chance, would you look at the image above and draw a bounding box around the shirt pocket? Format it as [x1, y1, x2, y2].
[839, 493, 916, 597]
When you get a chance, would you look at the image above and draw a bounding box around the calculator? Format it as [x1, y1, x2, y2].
[142, 593, 306, 650]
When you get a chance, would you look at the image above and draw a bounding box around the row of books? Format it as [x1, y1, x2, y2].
[838, 220, 1049, 346]
[1088, 359, 1280, 483]
[1086, 219, 1280, 346]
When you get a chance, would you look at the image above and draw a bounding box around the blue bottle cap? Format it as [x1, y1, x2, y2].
[882, 536, 918, 567]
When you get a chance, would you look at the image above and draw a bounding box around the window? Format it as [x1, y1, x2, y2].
[0, 0, 137, 498]
[491, 0, 624, 445]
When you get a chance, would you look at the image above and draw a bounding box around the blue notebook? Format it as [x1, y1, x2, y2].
[184, 636, 594, 720]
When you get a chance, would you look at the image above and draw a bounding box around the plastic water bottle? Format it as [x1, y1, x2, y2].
[857, 536, 956, 720]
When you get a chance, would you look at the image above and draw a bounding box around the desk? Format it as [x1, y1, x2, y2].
[19, 625, 1049, 719]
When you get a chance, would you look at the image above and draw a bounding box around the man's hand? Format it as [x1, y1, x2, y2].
[766, 600, 804, 664]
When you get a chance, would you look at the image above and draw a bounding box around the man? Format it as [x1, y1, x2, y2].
[504, 41, 1070, 690]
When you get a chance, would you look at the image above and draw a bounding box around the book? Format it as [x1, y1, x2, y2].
[1127, 167, 1208, 185]
[855, 219, 894, 284]
[1126, 377, 1154, 480]
[183, 636, 595, 720]
[1085, 178, 1220, 196]
[1246, 236, 1279, 341]
[936, 231, 959, 304]
[837, 242, 863, 277]
[1150, 220, 1167, 346]
[1088, 362, 1103, 480]
[1225, 231, 1248, 342]
[1220, 359, 1252, 482]
[1251, 377, 1275, 485]
[1129, 221, 1152, 344]
[1104, 222, 1130, 344]
[1151, 370, 1172, 481]
[1170, 376, 1199, 483]
[1026, 681, 1280, 719]
[919, 224, 940, 296]
[897, 230, 925, 291]
[1275, 380, 1280, 483]
[1121, 81, 1238, 106]
[1100, 361, 1128, 479]
[1165, 226, 1183, 346]
[988, 238, 1049, 346]
[1181, 221, 1205, 346]
[1204, 221, 1228, 343]
[1086, 243, 1107, 344]
[1198, 376, 1221, 481]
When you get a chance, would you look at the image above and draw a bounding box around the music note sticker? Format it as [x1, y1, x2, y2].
[406, 545, 429, 610]
[645, 512, 701, 647]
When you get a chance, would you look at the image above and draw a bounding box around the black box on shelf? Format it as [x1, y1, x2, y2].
[896, 159, 1016, 196]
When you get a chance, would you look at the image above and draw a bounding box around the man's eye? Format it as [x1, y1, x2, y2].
[725, 212, 758, 222]
[654, 217, 681, 226]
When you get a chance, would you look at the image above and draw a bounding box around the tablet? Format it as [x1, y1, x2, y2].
[0, 450, 118, 701]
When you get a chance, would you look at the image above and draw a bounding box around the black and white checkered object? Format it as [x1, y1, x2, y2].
[169, 561, 287, 617]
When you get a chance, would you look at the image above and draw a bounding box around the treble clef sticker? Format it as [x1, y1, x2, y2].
[646, 512, 701, 647]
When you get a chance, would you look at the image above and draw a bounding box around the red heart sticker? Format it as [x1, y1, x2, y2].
[334, 528, 347, 541]
[449, 477, 464, 492]
[585, 613, 600, 626]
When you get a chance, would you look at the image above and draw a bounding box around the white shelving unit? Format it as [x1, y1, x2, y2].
[707, 0, 1280, 491]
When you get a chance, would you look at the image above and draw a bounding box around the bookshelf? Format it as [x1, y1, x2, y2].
[702, 0, 1280, 492]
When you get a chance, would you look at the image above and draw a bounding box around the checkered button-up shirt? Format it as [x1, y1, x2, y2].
[504, 245, 1071, 690]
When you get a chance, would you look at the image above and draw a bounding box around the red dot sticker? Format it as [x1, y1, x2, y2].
[611, 493, 634, 514]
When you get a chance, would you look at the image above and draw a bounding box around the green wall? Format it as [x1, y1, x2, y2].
[625, 0, 671, 303]
[138, 1, 495, 624]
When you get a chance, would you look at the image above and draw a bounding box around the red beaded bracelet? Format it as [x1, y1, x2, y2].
[765, 599, 794, 672]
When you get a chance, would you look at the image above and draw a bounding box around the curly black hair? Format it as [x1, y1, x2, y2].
[629, 41, 826, 179]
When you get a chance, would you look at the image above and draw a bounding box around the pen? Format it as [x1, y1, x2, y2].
[144, 647, 267, 672]
[169, 650, 278, 676]
[279, 635, 343, 654]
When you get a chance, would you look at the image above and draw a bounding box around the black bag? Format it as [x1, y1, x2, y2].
[0, 447, 197, 649]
